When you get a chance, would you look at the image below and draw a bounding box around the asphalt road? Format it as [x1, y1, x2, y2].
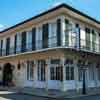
[0, 91, 100, 100]
[0, 91, 56, 100]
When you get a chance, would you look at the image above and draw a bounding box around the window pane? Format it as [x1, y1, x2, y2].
[26, 31, 32, 51]
[27, 61, 34, 80]
[71, 67, 74, 80]
[66, 67, 69, 80]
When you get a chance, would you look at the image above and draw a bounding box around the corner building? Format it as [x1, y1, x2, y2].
[0, 4, 100, 92]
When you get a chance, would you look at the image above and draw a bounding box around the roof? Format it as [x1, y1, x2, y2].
[0, 3, 100, 34]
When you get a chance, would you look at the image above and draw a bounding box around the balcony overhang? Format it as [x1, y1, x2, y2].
[0, 47, 99, 62]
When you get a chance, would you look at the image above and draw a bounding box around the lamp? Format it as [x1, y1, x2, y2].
[17, 62, 21, 70]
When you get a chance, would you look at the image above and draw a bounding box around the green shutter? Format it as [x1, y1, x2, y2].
[21, 31, 26, 52]
[42, 23, 48, 48]
[57, 19, 61, 46]
[32, 28, 36, 50]
[6, 37, 10, 55]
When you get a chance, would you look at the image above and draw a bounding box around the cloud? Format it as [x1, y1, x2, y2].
[0, 24, 5, 31]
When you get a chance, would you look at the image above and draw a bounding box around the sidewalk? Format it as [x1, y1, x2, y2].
[0, 87, 100, 99]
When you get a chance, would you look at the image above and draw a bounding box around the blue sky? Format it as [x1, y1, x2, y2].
[0, 0, 99, 30]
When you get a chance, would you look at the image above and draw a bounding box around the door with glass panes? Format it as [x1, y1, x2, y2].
[36, 60, 46, 88]
[48, 59, 63, 89]
[25, 60, 34, 87]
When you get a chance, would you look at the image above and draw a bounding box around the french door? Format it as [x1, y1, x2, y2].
[36, 60, 46, 88]
[37, 60, 46, 81]
[24, 60, 34, 87]
[49, 64, 63, 89]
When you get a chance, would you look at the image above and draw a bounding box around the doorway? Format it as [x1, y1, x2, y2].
[2, 63, 13, 86]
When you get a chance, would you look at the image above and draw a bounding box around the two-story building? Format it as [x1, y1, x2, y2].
[0, 4, 100, 92]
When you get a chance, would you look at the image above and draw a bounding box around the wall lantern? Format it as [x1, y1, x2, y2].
[0, 66, 2, 71]
[17, 62, 21, 70]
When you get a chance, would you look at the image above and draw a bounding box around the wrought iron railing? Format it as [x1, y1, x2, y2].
[0, 35, 100, 57]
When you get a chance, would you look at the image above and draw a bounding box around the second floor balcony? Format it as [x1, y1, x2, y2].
[0, 35, 100, 57]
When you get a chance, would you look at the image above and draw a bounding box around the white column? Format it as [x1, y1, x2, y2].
[74, 59, 79, 92]
[61, 57, 66, 91]
[45, 59, 50, 91]
[33, 60, 38, 88]
[94, 63, 98, 87]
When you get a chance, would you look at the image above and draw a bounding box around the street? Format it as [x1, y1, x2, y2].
[0, 91, 55, 100]
[0, 91, 100, 100]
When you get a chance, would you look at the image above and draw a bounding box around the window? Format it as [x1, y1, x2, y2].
[50, 66, 63, 81]
[78, 68, 83, 81]
[14, 34, 17, 54]
[89, 67, 95, 80]
[65, 19, 69, 46]
[16, 33, 21, 53]
[0, 40, 3, 56]
[98, 69, 100, 80]
[75, 23, 80, 48]
[69, 23, 77, 47]
[27, 60, 34, 80]
[65, 58, 74, 80]
[99, 33, 100, 52]
[26, 31, 32, 51]
[37, 60, 46, 81]
[49, 22, 57, 47]
[6, 37, 10, 55]
[66, 65, 74, 80]
[36, 27, 42, 49]
[85, 28, 91, 50]
[50, 59, 63, 81]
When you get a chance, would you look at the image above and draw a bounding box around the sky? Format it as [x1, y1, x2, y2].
[0, 0, 99, 30]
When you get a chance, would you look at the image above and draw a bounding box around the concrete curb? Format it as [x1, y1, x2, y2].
[65, 93, 100, 99]
[0, 87, 100, 99]
[18, 91, 100, 99]
[17, 92, 62, 99]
